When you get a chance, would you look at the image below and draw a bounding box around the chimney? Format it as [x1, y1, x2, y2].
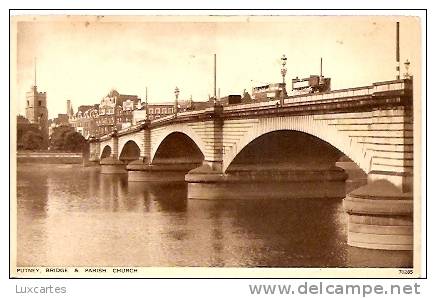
[67, 100, 72, 117]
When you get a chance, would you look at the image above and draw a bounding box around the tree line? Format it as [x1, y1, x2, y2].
[17, 125, 86, 152]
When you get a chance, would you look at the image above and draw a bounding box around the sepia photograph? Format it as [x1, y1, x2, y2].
[10, 12, 422, 278]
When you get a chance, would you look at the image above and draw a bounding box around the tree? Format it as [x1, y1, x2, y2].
[21, 130, 44, 150]
[64, 131, 86, 152]
[49, 126, 70, 150]
[17, 116, 44, 150]
[49, 126, 85, 152]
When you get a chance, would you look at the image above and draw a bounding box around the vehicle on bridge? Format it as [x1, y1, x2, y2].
[291, 75, 331, 94]
[252, 83, 286, 101]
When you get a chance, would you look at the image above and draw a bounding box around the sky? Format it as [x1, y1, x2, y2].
[12, 15, 421, 119]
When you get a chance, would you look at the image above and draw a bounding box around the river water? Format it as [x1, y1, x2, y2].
[16, 164, 412, 268]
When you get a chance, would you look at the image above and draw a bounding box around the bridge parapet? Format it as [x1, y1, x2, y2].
[93, 79, 413, 150]
[219, 79, 412, 119]
[116, 121, 147, 137]
[94, 79, 412, 142]
[286, 79, 412, 104]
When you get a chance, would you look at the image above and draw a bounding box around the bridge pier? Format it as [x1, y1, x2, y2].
[335, 157, 368, 193]
[100, 132, 127, 174]
[127, 158, 201, 182]
[84, 139, 101, 166]
[186, 163, 348, 200]
[343, 176, 413, 251]
[84, 152, 101, 167]
[85, 159, 101, 167]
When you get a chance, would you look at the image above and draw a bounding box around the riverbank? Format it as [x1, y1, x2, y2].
[17, 152, 83, 164]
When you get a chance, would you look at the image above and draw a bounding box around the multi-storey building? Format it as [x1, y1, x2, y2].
[95, 89, 141, 135]
[69, 90, 213, 138]
[132, 102, 175, 124]
[69, 104, 99, 139]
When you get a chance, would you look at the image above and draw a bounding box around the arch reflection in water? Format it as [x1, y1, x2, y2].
[127, 182, 187, 213]
[17, 164, 412, 267]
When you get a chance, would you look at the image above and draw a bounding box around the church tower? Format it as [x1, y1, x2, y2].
[25, 59, 48, 148]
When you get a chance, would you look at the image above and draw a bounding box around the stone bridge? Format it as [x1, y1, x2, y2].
[89, 79, 414, 251]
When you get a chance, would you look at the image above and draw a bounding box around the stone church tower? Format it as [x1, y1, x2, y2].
[25, 85, 48, 149]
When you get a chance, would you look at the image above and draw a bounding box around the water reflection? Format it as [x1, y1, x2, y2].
[16, 164, 411, 267]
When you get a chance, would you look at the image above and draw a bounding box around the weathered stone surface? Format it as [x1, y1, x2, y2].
[343, 180, 413, 250]
[127, 159, 200, 182]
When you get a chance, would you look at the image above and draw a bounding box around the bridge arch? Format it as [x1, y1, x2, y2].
[150, 124, 207, 163]
[119, 140, 141, 163]
[222, 116, 371, 173]
[151, 131, 204, 164]
[225, 130, 346, 173]
[100, 145, 112, 159]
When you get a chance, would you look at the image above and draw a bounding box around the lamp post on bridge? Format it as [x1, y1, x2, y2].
[174, 86, 180, 117]
[403, 59, 411, 79]
[112, 105, 118, 136]
[145, 87, 149, 121]
[280, 54, 287, 106]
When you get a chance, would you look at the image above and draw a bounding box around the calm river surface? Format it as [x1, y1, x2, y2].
[17, 164, 412, 268]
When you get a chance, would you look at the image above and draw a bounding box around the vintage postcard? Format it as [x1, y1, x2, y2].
[10, 12, 423, 278]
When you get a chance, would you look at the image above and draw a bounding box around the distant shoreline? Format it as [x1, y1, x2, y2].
[16, 151, 83, 164]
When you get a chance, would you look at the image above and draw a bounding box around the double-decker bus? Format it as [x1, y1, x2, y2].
[252, 83, 286, 101]
[291, 75, 331, 93]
